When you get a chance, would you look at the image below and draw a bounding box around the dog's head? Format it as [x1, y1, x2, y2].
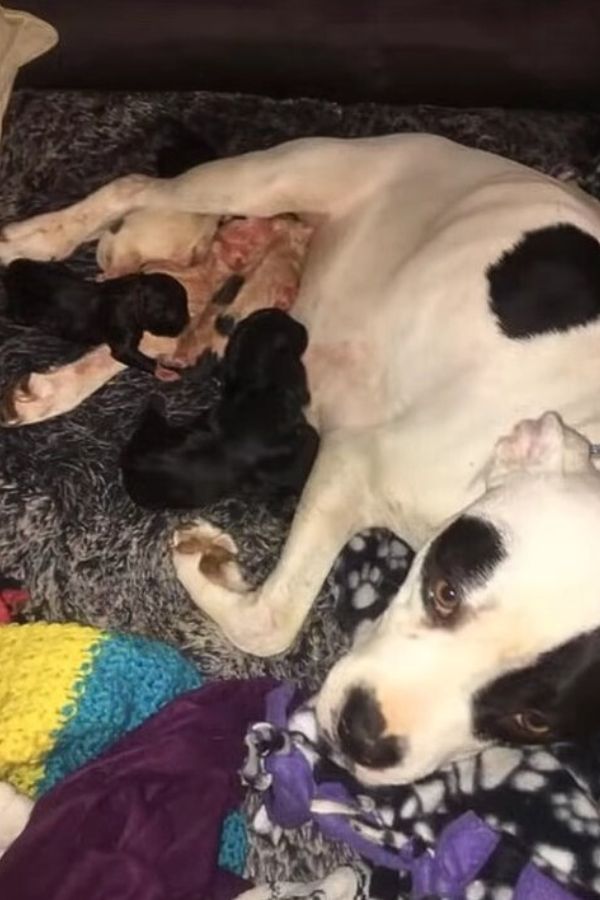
[317, 412, 600, 785]
[137, 273, 189, 336]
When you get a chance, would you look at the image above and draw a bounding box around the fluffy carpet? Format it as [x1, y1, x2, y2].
[1, 89, 600, 891]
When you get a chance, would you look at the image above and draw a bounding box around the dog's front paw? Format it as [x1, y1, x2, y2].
[0, 211, 82, 264]
[172, 520, 249, 592]
[172, 520, 292, 656]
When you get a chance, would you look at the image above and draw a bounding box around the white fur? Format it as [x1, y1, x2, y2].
[95, 208, 218, 277]
[4, 135, 600, 782]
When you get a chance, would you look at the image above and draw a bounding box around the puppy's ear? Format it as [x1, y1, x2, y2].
[486, 411, 594, 488]
[273, 317, 308, 356]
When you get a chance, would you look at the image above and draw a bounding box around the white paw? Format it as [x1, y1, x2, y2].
[488, 411, 592, 486]
[172, 520, 248, 592]
[0, 212, 81, 263]
[172, 520, 294, 656]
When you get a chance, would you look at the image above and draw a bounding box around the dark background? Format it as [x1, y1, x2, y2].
[17, 1, 600, 110]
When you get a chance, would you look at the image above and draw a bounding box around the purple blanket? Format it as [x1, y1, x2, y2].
[0, 678, 275, 900]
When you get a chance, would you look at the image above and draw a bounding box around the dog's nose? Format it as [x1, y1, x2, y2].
[337, 686, 404, 769]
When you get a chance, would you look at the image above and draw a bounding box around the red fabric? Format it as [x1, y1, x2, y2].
[0, 588, 28, 624]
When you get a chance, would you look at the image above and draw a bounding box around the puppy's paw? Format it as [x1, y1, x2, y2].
[154, 364, 182, 382]
[156, 353, 191, 370]
[157, 349, 199, 370]
[488, 411, 592, 485]
[172, 520, 248, 592]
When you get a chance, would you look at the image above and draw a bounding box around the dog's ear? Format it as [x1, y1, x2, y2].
[486, 411, 594, 488]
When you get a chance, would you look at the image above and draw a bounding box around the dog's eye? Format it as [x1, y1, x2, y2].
[512, 710, 551, 737]
[428, 578, 459, 619]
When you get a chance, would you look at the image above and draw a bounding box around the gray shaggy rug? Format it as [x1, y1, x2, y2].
[1, 89, 600, 887]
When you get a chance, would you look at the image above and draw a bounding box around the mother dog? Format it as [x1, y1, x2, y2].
[3, 133, 600, 786]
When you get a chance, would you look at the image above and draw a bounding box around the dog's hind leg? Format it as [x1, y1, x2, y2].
[0, 136, 383, 264]
[172, 429, 384, 656]
[0, 332, 178, 427]
[0, 345, 125, 427]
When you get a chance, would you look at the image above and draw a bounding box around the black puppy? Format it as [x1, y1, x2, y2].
[2, 259, 189, 375]
[121, 308, 320, 508]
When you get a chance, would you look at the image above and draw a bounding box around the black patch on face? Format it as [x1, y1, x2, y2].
[337, 686, 404, 770]
[487, 223, 600, 339]
[421, 516, 506, 624]
[473, 627, 600, 744]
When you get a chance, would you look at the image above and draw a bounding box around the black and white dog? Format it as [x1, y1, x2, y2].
[3, 134, 600, 786]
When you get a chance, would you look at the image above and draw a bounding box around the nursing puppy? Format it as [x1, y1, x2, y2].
[121, 308, 319, 508]
[2, 259, 189, 375]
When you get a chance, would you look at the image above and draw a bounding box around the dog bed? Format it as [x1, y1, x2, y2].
[1, 90, 600, 897]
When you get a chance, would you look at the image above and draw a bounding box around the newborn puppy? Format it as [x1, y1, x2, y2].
[2, 259, 189, 375]
[121, 309, 320, 508]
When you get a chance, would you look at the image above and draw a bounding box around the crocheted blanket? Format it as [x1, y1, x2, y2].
[0, 621, 200, 797]
[1, 90, 600, 896]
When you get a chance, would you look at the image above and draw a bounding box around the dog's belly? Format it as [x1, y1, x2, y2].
[302, 338, 382, 429]
[376, 306, 600, 545]
[295, 149, 600, 442]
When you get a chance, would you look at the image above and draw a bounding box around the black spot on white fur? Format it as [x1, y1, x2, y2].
[211, 274, 245, 307]
[338, 686, 405, 769]
[487, 223, 600, 338]
[421, 515, 506, 616]
[474, 627, 600, 745]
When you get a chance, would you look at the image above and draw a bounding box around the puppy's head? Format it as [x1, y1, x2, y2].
[223, 309, 309, 396]
[137, 273, 189, 336]
[218, 310, 311, 450]
[317, 412, 600, 785]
